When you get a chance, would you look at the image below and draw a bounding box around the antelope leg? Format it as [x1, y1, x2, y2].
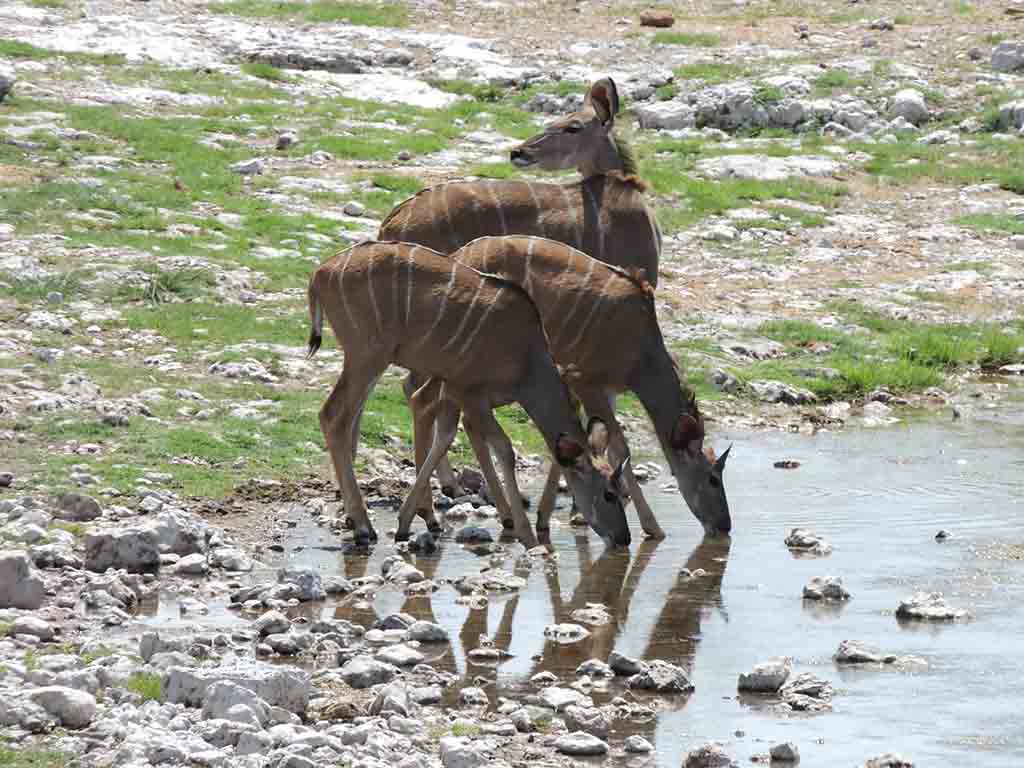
[467, 403, 538, 549]
[321, 360, 385, 545]
[462, 413, 513, 527]
[397, 393, 461, 541]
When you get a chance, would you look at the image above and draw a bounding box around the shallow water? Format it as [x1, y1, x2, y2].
[142, 386, 1024, 766]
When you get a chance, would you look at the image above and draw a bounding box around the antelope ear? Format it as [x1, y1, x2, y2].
[585, 78, 619, 125]
[586, 417, 610, 456]
[703, 445, 717, 463]
[554, 433, 585, 467]
[671, 414, 704, 451]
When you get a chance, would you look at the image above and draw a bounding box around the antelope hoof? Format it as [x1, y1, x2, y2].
[643, 526, 667, 540]
[440, 484, 459, 499]
[427, 520, 443, 535]
[394, 529, 411, 543]
[501, 517, 516, 531]
[521, 495, 531, 509]
[353, 528, 375, 547]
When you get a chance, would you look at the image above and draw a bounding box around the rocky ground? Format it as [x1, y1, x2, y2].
[1, 0, 1024, 765]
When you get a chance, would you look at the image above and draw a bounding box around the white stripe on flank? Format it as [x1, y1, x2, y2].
[487, 183, 507, 235]
[559, 184, 580, 249]
[442, 279, 485, 353]
[366, 247, 382, 336]
[443, 184, 459, 251]
[458, 286, 504, 357]
[525, 181, 543, 230]
[423, 262, 459, 342]
[522, 237, 537, 295]
[392, 245, 400, 330]
[337, 246, 361, 332]
[550, 250, 595, 347]
[563, 270, 616, 355]
[406, 246, 418, 326]
[583, 183, 603, 261]
[478, 237, 490, 273]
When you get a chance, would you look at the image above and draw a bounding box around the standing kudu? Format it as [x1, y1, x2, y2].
[416, 236, 732, 539]
[306, 241, 631, 549]
[378, 78, 666, 529]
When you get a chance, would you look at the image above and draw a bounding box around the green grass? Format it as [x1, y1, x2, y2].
[240, 61, 290, 82]
[80, 646, 115, 665]
[673, 62, 749, 84]
[0, 39, 124, 65]
[956, 214, 1024, 236]
[349, 172, 424, 216]
[747, 311, 1024, 400]
[126, 673, 163, 702]
[207, 0, 408, 26]
[49, 521, 86, 538]
[655, 84, 679, 101]
[450, 723, 482, 737]
[652, 31, 721, 47]
[813, 69, 870, 96]
[0, 272, 85, 302]
[856, 137, 1024, 195]
[28, 0, 67, 7]
[468, 163, 519, 180]
[639, 140, 845, 233]
[0, 746, 66, 768]
[754, 84, 785, 105]
[112, 266, 216, 305]
[0, 622, 11, 639]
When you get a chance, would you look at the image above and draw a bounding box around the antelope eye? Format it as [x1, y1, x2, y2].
[709, 475, 721, 488]
[564, 121, 583, 133]
[603, 490, 617, 502]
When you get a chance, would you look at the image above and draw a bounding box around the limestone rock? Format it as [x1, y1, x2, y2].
[738, 658, 791, 693]
[991, 41, 1024, 73]
[887, 89, 928, 126]
[784, 528, 833, 556]
[895, 592, 967, 621]
[163, 662, 310, 714]
[85, 526, 161, 572]
[0, 550, 46, 609]
[27, 687, 96, 729]
[555, 731, 609, 756]
[54, 493, 102, 522]
[628, 660, 694, 693]
[543, 623, 590, 644]
[608, 651, 646, 676]
[685, 742, 738, 767]
[340, 655, 399, 688]
[771, 742, 800, 762]
[277, 566, 325, 601]
[803, 576, 850, 601]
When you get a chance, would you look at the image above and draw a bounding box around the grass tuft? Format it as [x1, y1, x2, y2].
[207, 0, 408, 26]
[126, 672, 163, 702]
[652, 31, 721, 47]
[240, 61, 290, 82]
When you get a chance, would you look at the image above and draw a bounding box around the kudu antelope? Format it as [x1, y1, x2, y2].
[306, 241, 631, 549]
[415, 235, 732, 538]
[378, 78, 665, 526]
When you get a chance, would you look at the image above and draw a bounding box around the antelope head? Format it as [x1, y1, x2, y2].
[554, 417, 631, 548]
[510, 78, 623, 178]
[667, 404, 732, 537]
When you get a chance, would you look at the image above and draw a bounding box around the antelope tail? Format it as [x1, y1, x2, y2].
[306, 278, 323, 358]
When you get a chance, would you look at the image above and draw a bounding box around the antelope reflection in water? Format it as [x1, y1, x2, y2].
[329, 534, 732, 704]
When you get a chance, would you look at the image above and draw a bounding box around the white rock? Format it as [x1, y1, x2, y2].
[230, 158, 264, 175]
[405, 621, 449, 642]
[635, 100, 696, 130]
[377, 643, 425, 667]
[27, 687, 96, 729]
[543, 623, 590, 643]
[627, 659, 694, 693]
[555, 731, 608, 756]
[803, 576, 851, 601]
[624, 735, 654, 753]
[253, 610, 291, 636]
[11, 616, 54, 640]
[887, 89, 928, 126]
[991, 41, 1024, 73]
[340, 655, 399, 688]
[539, 686, 585, 711]
[895, 592, 967, 621]
[0, 550, 46, 609]
[685, 742, 737, 767]
[277, 566, 325, 601]
[174, 553, 208, 575]
[697, 154, 840, 181]
[162, 662, 310, 713]
[738, 658, 792, 693]
[784, 528, 833, 555]
[202, 681, 270, 725]
[439, 736, 494, 768]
